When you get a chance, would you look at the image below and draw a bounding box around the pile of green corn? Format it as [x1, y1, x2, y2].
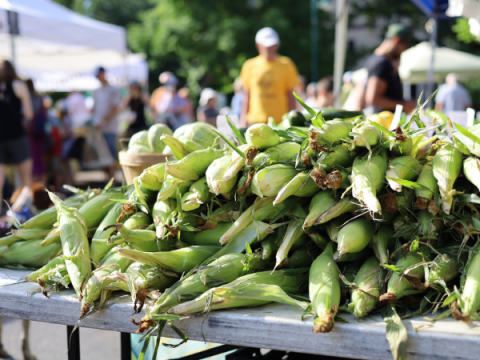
[2, 96, 480, 360]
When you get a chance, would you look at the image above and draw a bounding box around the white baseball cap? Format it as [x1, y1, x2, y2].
[255, 27, 280, 47]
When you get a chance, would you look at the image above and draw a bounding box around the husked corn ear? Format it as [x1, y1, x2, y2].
[309, 242, 341, 333]
[460, 241, 480, 320]
[116, 245, 221, 273]
[274, 172, 320, 205]
[206, 156, 238, 195]
[432, 144, 463, 215]
[348, 256, 383, 318]
[251, 164, 298, 198]
[333, 218, 375, 261]
[386, 156, 422, 192]
[315, 145, 353, 172]
[165, 148, 224, 182]
[415, 161, 439, 209]
[0, 239, 62, 268]
[351, 151, 388, 214]
[245, 124, 280, 150]
[182, 177, 212, 211]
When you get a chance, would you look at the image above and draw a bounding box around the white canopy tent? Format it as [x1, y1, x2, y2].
[398, 41, 480, 83]
[0, 0, 148, 91]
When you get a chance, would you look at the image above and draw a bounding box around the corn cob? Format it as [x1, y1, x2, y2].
[0, 234, 22, 247]
[315, 145, 353, 172]
[252, 142, 300, 166]
[463, 156, 480, 193]
[309, 242, 341, 333]
[39, 228, 61, 247]
[11, 229, 51, 240]
[353, 123, 380, 147]
[380, 247, 430, 304]
[48, 192, 92, 297]
[370, 225, 395, 264]
[335, 246, 372, 262]
[129, 130, 149, 148]
[326, 215, 348, 242]
[245, 124, 280, 150]
[206, 156, 238, 195]
[156, 176, 193, 202]
[160, 134, 191, 160]
[460, 241, 480, 320]
[152, 198, 176, 238]
[116, 245, 221, 273]
[274, 172, 320, 205]
[275, 212, 308, 269]
[107, 224, 159, 252]
[168, 269, 309, 315]
[432, 144, 463, 214]
[173, 122, 218, 149]
[165, 148, 224, 182]
[181, 223, 232, 246]
[251, 164, 298, 198]
[306, 230, 330, 250]
[136, 163, 166, 191]
[223, 144, 257, 182]
[386, 156, 422, 192]
[24, 255, 65, 283]
[127, 144, 153, 154]
[309, 120, 354, 150]
[284, 244, 321, 269]
[304, 192, 358, 228]
[427, 252, 462, 286]
[0, 239, 61, 268]
[181, 177, 212, 211]
[415, 161, 439, 209]
[333, 217, 375, 261]
[79, 187, 127, 229]
[147, 123, 172, 153]
[453, 123, 480, 157]
[347, 256, 383, 318]
[351, 151, 388, 214]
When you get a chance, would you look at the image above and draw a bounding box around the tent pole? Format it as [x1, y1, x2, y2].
[10, 33, 16, 67]
[427, 16, 437, 99]
[333, 0, 349, 108]
[310, 0, 319, 82]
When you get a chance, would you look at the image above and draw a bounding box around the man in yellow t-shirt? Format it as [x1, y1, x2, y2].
[240, 27, 299, 127]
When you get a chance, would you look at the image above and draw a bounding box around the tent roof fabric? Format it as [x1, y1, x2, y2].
[409, 0, 451, 19]
[399, 41, 480, 83]
[0, 0, 126, 52]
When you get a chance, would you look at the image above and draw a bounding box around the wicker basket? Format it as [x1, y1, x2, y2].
[119, 151, 169, 185]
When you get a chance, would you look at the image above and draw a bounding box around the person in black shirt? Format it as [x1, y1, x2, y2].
[124, 81, 149, 137]
[364, 24, 416, 115]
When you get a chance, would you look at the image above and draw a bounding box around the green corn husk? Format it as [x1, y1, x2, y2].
[206, 156, 238, 195]
[304, 191, 358, 228]
[381, 247, 430, 303]
[142, 254, 249, 325]
[370, 225, 395, 265]
[315, 145, 353, 172]
[127, 145, 153, 154]
[333, 218, 375, 261]
[427, 252, 462, 286]
[309, 242, 341, 333]
[306, 230, 330, 250]
[284, 244, 322, 269]
[24, 255, 65, 283]
[309, 120, 354, 149]
[165, 148, 224, 182]
[245, 124, 280, 150]
[251, 164, 298, 198]
[334, 246, 372, 262]
[181, 223, 232, 246]
[160, 134, 191, 160]
[10, 229, 52, 241]
[24, 256, 69, 295]
[453, 123, 480, 157]
[116, 245, 221, 273]
[432, 144, 463, 215]
[148, 124, 172, 154]
[219, 197, 295, 245]
[275, 212, 308, 269]
[153, 198, 177, 238]
[261, 234, 279, 260]
[40, 228, 61, 247]
[384, 135, 413, 156]
[168, 269, 309, 315]
[223, 144, 256, 181]
[347, 256, 383, 318]
[415, 162, 439, 209]
[156, 176, 190, 202]
[353, 123, 380, 147]
[79, 188, 127, 229]
[0, 239, 61, 268]
[463, 156, 480, 193]
[274, 172, 320, 205]
[0, 234, 22, 247]
[137, 163, 166, 191]
[108, 224, 159, 252]
[124, 212, 151, 230]
[80, 247, 134, 316]
[252, 142, 300, 166]
[129, 130, 149, 149]
[386, 156, 422, 192]
[326, 215, 349, 242]
[460, 241, 480, 319]
[20, 193, 88, 230]
[393, 215, 416, 242]
[173, 122, 218, 149]
[48, 192, 92, 297]
[181, 177, 212, 211]
[351, 151, 388, 214]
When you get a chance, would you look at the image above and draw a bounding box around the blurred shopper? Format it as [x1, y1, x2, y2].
[343, 70, 367, 111]
[435, 73, 472, 112]
[229, 77, 244, 118]
[124, 81, 149, 138]
[178, 87, 195, 122]
[364, 24, 415, 114]
[340, 71, 353, 108]
[151, 71, 173, 117]
[295, 75, 307, 110]
[66, 91, 91, 128]
[25, 79, 48, 185]
[240, 27, 299, 126]
[197, 88, 219, 126]
[154, 75, 190, 130]
[305, 82, 317, 107]
[92, 66, 121, 178]
[0, 60, 33, 213]
[316, 76, 335, 107]
[50, 100, 73, 190]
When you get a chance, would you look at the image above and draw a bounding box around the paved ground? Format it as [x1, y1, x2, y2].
[0, 317, 120, 360]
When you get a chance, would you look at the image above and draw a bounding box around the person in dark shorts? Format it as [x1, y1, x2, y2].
[364, 24, 416, 115]
[0, 59, 33, 213]
[124, 81, 149, 137]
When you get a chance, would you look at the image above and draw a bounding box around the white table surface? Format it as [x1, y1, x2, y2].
[1, 268, 479, 360]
